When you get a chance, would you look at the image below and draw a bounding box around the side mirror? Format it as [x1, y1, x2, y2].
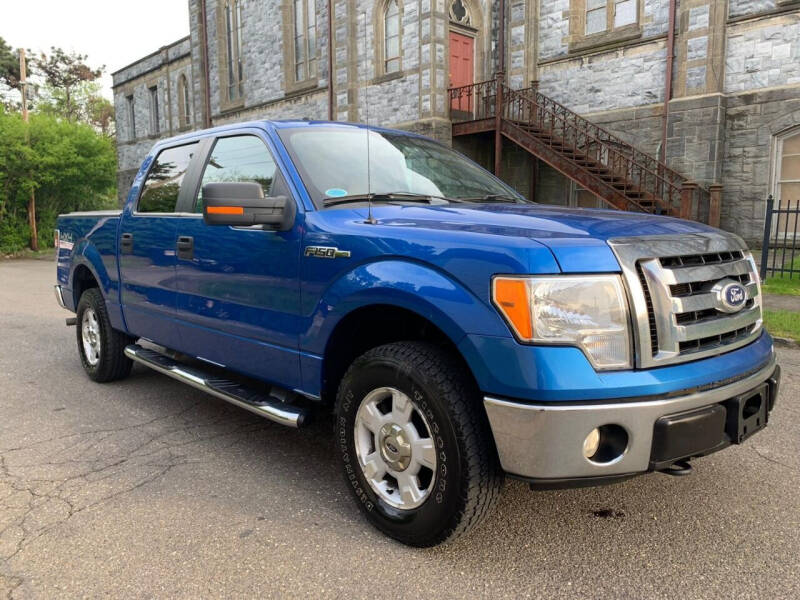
[202, 182, 295, 230]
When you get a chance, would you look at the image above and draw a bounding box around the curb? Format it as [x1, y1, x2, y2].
[772, 336, 800, 349]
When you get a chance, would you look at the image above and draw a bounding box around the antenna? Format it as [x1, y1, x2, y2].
[361, 11, 377, 224]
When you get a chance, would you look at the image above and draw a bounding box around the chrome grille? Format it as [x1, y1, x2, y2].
[609, 233, 763, 368]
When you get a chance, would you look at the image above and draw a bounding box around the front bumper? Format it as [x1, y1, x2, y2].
[484, 355, 779, 485]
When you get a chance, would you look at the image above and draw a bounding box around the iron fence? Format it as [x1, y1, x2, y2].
[760, 195, 799, 279]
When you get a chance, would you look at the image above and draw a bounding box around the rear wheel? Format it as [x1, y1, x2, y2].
[75, 288, 134, 382]
[335, 341, 502, 547]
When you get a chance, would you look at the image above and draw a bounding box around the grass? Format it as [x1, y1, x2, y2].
[761, 255, 800, 296]
[764, 309, 800, 342]
[763, 276, 800, 296]
[1, 248, 56, 261]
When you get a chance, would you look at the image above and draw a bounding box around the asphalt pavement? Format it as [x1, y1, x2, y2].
[1, 258, 799, 599]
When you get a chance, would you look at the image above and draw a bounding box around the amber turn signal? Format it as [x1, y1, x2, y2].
[206, 205, 244, 215]
[492, 277, 533, 340]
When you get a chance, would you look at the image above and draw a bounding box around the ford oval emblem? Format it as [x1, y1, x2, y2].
[712, 279, 747, 313]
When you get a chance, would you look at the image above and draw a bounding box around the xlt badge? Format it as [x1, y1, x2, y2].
[304, 246, 351, 259]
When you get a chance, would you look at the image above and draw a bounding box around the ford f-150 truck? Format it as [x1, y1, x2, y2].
[55, 120, 780, 547]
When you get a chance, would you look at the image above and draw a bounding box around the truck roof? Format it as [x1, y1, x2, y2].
[155, 119, 427, 149]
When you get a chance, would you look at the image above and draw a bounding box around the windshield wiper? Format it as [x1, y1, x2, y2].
[323, 192, 444, 207]
[453, 194, 522, 203]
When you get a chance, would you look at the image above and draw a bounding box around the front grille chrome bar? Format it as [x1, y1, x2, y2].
[609, 233, 763, 368]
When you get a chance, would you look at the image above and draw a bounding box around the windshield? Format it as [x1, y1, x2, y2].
[277, 126, 531, 207]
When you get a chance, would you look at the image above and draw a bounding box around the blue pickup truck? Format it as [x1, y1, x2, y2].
[55, 120, 780, 546]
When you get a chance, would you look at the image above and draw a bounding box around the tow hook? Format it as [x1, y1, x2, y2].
[65, 317, 77, 327]
[659, 459, 693, 476]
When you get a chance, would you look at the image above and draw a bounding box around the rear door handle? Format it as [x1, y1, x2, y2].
[176, 236, 194, 260]
[120, 232, 133, 254]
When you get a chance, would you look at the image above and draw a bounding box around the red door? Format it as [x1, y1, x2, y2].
[449, 31, 474, 113]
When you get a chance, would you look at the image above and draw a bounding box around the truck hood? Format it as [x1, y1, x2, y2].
[368, 203, 721, 272]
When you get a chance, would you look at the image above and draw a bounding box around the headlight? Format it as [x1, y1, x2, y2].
[492, 275, 632, 370]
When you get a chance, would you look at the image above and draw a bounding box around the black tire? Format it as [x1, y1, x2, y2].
[335, 341, 503, 547]
[75, 288, 134, 383]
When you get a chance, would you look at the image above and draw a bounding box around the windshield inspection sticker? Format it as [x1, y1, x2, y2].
[325, 188, 348, 198]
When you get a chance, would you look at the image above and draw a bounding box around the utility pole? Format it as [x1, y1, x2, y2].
[19, 49, 38, 251]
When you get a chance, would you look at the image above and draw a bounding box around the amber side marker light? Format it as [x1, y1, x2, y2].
[493, 278, 533, 340]
[207, 206, 244, 215]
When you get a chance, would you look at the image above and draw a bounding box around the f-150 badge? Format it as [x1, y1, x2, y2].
[304, 246, 351, 259]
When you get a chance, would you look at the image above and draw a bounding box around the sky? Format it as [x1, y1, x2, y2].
[2, 0, 190, 99]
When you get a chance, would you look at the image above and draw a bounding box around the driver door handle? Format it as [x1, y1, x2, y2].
[177, 236, 194, 260]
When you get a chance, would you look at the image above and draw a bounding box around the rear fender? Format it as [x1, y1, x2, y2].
[69, 241, 125, 331]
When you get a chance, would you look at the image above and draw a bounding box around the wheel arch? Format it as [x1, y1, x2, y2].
[307, 259, 511, 404]
[320, 303, 480, 406]
[71, 262, 100, 308]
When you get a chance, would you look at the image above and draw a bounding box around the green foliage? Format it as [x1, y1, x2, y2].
[0, 107, 117, 254]
[0, 36, 21, 91]
[34, 48, 103, 122]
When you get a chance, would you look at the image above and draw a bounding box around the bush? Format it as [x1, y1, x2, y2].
[0, 107, 116, 254]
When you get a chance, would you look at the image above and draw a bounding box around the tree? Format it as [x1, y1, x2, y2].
[0, 37, 21, 91]
[86, 90, 115, 136]
[0, 107, 117, 254]
[34, 47, 102, 121]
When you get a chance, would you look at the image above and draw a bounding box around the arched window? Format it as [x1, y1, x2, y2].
[177, 74, 191, 127]
[384, 0, 401, 73]
[224, 0, 244, 100]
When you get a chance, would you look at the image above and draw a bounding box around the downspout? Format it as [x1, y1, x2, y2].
[199, 0, 212, 128]
[328, 0, 335, 120]
[660, 0, 677, 162]
[498, 0, 506, 75]
[494, 0, 506, 177]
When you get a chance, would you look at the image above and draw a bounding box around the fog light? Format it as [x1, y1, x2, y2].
[583, 428, 600, 459]
[585, 424, 629, 464]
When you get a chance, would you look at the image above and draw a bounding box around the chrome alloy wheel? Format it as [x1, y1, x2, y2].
[81, 307, 101, 366]
[354, 387, 437, 510]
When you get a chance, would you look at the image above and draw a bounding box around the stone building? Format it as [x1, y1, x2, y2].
[112, 0, 800, 241]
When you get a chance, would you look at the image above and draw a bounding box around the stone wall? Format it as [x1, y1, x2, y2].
[725, 14, 800, 94]
[538, 42, 667, 113]
[722, 87, 800, 240]
[729, 0, 777, 19]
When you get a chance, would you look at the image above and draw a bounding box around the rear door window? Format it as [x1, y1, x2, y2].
[137, 142, 199, 213]
[193, 135, 277, 212]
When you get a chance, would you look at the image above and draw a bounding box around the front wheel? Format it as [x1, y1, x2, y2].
[75, 288, 134, 382]
[335, 341, 503, 547]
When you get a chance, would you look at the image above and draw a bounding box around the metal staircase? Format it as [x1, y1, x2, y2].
[449, 76, 712, 221]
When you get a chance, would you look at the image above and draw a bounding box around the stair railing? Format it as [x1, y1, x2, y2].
[448, 79, 497, 122]
[503, 86, 683, 214]
[449, 78, 713, 219]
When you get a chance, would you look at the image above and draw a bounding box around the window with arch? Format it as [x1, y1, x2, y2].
[177, 74, 192, 128]
[293, 0, 317, 82]
[224, 0, 244, 101]
[383, 0, 401, 74]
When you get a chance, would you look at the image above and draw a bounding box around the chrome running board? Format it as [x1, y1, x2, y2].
[124, 344, 309, 428]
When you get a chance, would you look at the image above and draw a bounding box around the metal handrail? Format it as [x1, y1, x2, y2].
[503, 86, 678, 213]
[448, 79, 711, 218]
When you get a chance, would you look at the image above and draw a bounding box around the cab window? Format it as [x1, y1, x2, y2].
[194, 135, 277, 212]
[137, 142, 199, 213]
